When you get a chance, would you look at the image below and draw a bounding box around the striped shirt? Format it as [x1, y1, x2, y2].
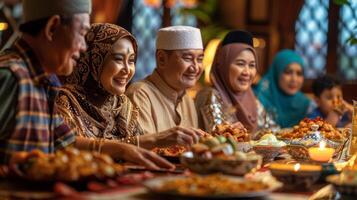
[0, 38, 75, 164]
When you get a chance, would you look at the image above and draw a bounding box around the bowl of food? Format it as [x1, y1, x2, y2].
[143, 174, 281, 199]
[217, 152, 262, 175]
[251, 134, 286, 162]
[180, 151, 216, 174]
[269, 161, 322, 191]
[181, 136, 262, 175]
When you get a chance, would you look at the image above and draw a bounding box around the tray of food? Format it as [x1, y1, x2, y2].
[143, 174, 281, 199]
[277, 117, 350, 160]
[4, 147, 125, 183]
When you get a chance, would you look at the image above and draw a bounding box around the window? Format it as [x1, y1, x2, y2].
[338, 1, 357, 81]
[132, 1, 196, 81]
[132, 1, 162, 80]
[295, 0, 329, 78]
[295, 0, 357, 83]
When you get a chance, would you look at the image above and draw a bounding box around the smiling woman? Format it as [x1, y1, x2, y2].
[100, 37, 136, 95]
[56, 23, 143, 143]
[195, 30, 276, 134]
[254, 49, 313, 128]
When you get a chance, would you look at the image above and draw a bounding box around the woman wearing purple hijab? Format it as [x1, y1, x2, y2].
[195, 30, 276, 134]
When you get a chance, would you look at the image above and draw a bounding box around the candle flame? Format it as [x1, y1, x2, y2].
[319, 141, 326, 149]
[294, 163, 301, 172]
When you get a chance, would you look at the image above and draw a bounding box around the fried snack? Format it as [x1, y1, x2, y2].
[15, 147, 125, 181]
[152, 145, 187, 157]
[212, 123, 249, 142]
[156, 175, 268, 196]
[280, 117, 345, 141]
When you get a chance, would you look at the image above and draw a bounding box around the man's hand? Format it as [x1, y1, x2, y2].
[149, 126, 204, 147]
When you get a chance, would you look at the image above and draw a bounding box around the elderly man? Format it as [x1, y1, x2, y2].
[0, 0, 172, 170]
[126, 26, 204, 146]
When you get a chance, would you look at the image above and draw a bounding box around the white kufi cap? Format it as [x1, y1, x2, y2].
[156, 26, 203, 50]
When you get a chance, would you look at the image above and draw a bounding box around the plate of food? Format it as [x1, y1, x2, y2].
[143, 174, 281, 199]
[152, 145, 187, 163]
[6, 147, 125, 183]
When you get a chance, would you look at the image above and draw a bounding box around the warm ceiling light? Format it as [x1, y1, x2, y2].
[253, 37, 266, 48]
[203, 38, 221, 84]
[0, 22, 9, 31]
[181, 0, 198, 8]
[253, 38, 260, 48]
[144, 0, 162, 8]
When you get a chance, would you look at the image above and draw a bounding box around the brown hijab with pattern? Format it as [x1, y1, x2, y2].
[57, 23, 143, 141]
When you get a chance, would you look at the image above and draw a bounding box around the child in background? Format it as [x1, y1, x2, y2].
[307, 75, 353, 128]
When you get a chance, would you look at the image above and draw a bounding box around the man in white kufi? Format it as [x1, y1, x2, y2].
[126, 26, 205, 147]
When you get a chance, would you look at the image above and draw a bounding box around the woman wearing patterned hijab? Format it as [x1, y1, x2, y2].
[53, 23, 175, 169]
[57, 23, 143, 144]
[195, 30, 276, 134]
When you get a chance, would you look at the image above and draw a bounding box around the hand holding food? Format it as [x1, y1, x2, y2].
[151, 129, 210, 157]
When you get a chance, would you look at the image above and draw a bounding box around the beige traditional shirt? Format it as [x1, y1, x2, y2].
[126, 70, 198, 134]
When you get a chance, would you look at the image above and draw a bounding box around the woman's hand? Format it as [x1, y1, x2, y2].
[75, 137, 174, 170]
[108, 143, 174, 170]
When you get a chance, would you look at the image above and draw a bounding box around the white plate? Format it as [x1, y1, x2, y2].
[143, 175, 281, 199]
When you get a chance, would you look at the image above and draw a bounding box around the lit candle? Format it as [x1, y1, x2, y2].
[294, 163, 301, 172]
[308, 141, 335, 162]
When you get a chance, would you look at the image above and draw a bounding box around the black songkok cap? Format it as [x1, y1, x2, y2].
[221, 30, 254, 47]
